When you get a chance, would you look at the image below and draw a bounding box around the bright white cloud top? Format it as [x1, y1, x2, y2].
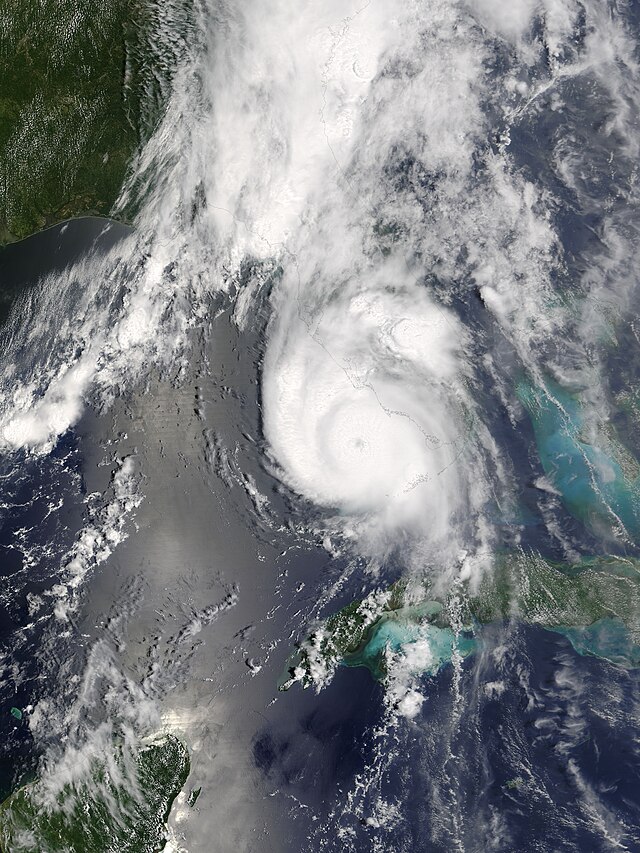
[263, 262, 475, 552]
[0, 0, 637, 571]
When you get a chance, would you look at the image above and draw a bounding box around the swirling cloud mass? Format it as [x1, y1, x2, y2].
[5, 0, 640, 850]
[2, 0, 639, 572]
[263, 261, 477, 554]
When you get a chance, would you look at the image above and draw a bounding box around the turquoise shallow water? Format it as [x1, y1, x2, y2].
[332, 581, 640, 683]
[343, 611, 640, 680]
[517, 377, 640, 541]
[549, 618, 640, 668]
[343, 614, 476, 679]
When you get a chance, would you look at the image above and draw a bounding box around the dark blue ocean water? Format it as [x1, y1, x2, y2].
[3, 7, 640, 851]
[0, 218, 130, 798]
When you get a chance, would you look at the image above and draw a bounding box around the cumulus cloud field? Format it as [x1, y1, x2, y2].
[2, 0, 639, 584]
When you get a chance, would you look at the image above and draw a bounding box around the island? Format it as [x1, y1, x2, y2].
[280, 552, 640, 691]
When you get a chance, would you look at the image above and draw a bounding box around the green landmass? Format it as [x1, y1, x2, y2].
[281, 553, 640, 690]
[0, 0, 192, 243]
[0, 733, 189, 852]
[467, 552, 640, 637]
[279, 581, 460, 690]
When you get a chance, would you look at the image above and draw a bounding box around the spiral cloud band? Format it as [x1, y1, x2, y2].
[263, 262, 473, 550]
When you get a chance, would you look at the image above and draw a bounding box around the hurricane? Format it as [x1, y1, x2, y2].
[1, 0, 640, 851]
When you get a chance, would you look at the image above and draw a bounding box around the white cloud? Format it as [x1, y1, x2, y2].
[0, 0, 637, 578]
[262, 260, 475, 556]
[468, 0, 539, 41]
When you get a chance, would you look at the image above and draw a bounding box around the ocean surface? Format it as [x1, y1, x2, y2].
[2, 1, 640, 851]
